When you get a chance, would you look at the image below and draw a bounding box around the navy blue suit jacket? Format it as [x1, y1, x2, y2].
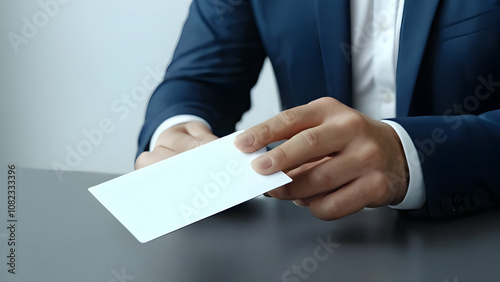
[138, 0, 500, 217]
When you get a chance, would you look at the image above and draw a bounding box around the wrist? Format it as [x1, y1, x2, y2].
[382, 120, 426, 210]
[382, 122, 409, 205]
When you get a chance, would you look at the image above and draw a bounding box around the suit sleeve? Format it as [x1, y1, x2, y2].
[137, 0, 266, 157]
[392, 110, 500, 217]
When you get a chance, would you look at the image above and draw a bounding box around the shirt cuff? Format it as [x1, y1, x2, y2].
[149, 115, 211, 151]
[381, 120, 426, 210]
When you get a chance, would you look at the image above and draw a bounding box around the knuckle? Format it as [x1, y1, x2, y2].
[315, 97, 338, 107]
[309, 168, 333, 189]
[277, 109, 299, 126]
[359, 141, 383, 168]
[310, 97, 339, 117]
[254, 123, 272, 142]
[344, 112, 365, 129]
[300, 129, 321, 148]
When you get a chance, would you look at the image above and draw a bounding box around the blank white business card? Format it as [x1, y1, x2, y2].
[89, 131, 292, 243]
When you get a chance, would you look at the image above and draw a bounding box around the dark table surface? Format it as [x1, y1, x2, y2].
[1, 168, 499, 282]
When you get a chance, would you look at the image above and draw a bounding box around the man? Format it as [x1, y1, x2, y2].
[135, 0, 500, 219]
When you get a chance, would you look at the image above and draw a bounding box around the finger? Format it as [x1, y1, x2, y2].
[134, 146, 177, 169]
[284, 155, 333, 177]
[234, 100, 332, 153]
[266, 157, 331, 199]
[252, 121, 354, 174]
[269, 152, 363, 200]
[263, 157, 330, 199]
[307, 173, 386, 221]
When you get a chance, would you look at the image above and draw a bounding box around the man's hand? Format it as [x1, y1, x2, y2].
[234, 97, 409, 220]
[135, 121, 218, 169]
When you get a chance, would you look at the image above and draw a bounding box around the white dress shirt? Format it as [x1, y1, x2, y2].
[149, 0, 426, 210]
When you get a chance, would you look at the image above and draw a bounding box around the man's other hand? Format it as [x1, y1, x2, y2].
[135, 121, 218, 170]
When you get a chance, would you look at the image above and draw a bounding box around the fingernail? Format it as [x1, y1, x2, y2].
[234, 132, 255, 148]
[293, 200, 306, 207]
[252, 156, 272, 170]
[263, 192, 272, 198]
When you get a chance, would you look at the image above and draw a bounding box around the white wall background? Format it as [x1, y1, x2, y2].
[0, 0, 280, 176]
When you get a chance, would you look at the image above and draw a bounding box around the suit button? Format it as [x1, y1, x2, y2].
[441, 196, 455, 214]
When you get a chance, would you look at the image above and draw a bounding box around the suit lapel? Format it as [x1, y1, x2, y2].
[396, 0, 440, 116]
[314, 0, 352, 107]
[314, 0, 440, 114]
